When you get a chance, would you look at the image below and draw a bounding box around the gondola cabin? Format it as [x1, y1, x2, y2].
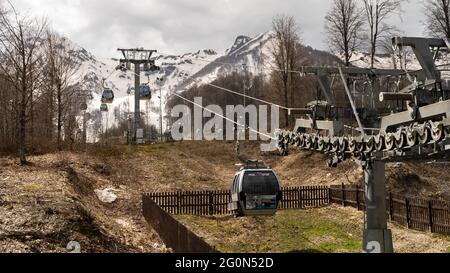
[228, 161, 282, 217]
[139, 84, 151, 100]
[100, 103, 108, 112]
[101, 89, 114, 104]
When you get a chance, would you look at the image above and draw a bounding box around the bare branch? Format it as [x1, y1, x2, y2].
[423, 0, 450, 39]
[324, 0, 366, 66]
[363, 0, 405, 68]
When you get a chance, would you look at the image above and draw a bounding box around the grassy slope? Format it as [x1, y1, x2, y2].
[178, 206, 450, 253]
[0, 141, 449, 253]
[72, 141, 450, 253]
[178, 209, 361, 253]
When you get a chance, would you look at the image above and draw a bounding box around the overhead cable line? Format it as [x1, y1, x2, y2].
[181, 74, 305, 111]
[175, 69, 310, 113]
[171, 92, 277, 140]
[121, 56, 306, 113]
[118, 63, 279, 140]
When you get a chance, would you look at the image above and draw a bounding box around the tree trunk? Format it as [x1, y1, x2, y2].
[371, 49, 375, 69]
[284, 81, 289, 128]
[57, 86, 62, 151]
[48, 88, 54, 141]
[444, 2, 450, 38]
[345, 51, 350, 67]
[30, 91, 34, 145]
[18, 99, 27, 165]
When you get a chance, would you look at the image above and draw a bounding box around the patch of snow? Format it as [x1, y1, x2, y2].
[94, 188, 118, 204]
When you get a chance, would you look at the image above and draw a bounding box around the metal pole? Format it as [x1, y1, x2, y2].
[339, 67, 366, 137]
[160, 85, 163, 142]
[128, 87, 132, 145]
[363, 160, 394, 253]
[243, 64, 247, 108]
[134, 62, 140, 144]
[146, 100, 150, 142]
[128, 117, 132, 145]
[370, 81, 375, 109]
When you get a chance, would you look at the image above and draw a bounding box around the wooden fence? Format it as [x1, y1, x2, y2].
[144, 190, 231, 216]
[144, 184, 450, 236]
[279, 186, 329, 209]
[142, 196, 218, 253]
[330, 184, 450, 236]
[144, 186, 330, 216]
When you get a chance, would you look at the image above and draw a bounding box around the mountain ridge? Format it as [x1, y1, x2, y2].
[63, 30, 408, 137]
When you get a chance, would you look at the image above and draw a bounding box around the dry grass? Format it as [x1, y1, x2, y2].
[0, 140, 449, 253]
[0, 152, 165, 253]
[177, 206, 450, 253]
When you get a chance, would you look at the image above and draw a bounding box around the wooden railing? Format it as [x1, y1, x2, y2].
[144, 186, 330, 216]
[329, 184, 450, 235]
[143, 184, 450, 236]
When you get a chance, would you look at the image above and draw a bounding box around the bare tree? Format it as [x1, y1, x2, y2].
[424, 0, 450, 38]
[325, 0, 365, 66]
[270, 15, 301, 128]
[45, 32, 77, 150]
[0, 3, 48, 164]
[0, 74, 15, 151]
[363, 0, 404, 68]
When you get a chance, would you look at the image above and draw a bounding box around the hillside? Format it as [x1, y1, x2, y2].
[0, 141, 448, 253]
[178, 207, 449, 253]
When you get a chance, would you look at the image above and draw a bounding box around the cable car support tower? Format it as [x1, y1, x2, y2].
[117, 48, 159, 144]
[278, 37, 450, 253]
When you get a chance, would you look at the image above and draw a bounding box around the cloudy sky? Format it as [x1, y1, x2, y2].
[10, 0, 425, 58]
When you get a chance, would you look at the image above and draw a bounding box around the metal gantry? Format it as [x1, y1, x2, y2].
[278, 36, 450, 253]
[289, 65, 423, 139]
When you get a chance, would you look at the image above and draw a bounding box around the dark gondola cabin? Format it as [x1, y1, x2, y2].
[101, 89, 114, 104]
[139, 84, 151, 100]
[100, 103, 108, 112]
[229, 161, 282, 217]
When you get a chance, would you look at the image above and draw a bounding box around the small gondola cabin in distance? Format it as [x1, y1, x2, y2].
[101, 88, 115, 104]
[100, 103, 109, 112]
[139, 84, 151, 100]
[228, 159, 282, 217]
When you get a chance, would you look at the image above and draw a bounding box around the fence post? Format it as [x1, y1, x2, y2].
[341, 183, 346, 207]
[328, 187, 332, 204]
[209, 192, 214, 216]
[298, 188, 302, 209]
[428, 201, 434, 233]
[389, 192, 394, 221]
[177, 191, 181, 215]
[405, 198, 410, 228]
[355, 185, 360, 210]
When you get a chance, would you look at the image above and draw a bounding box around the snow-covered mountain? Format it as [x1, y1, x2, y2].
[67, 32, 279, 135]
[66, 31, 437, 138]
[182, 32, 273, 89]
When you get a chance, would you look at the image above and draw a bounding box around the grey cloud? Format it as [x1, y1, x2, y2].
[10, 0, 425, 58]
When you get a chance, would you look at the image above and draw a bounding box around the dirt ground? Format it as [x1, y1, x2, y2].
[0, 141, 449, 253]
[0, 152, 166, 253]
